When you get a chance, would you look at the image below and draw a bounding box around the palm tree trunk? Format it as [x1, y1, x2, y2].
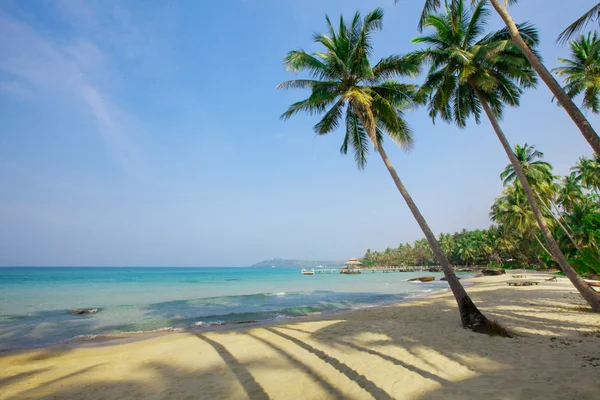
[353, 108, 490, 332]
[533, 233, 553, 259]
[550, 200, 576, 235]
[475, 88, 600, 311]
[488, 0, 600, 155]
[535, 192, 580, 250]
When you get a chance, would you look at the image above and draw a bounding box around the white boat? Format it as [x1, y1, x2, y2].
[301, 268, 315, 275]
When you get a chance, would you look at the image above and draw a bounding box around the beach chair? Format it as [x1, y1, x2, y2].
[506, 280, 541, 287]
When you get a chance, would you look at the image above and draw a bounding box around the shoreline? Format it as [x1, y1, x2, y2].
[2, 273, 599, 399]
[0, 278, 457, 354]
[1, 270, 553, 354]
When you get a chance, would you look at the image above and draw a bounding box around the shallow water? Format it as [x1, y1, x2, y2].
[0, 267, 458, 350]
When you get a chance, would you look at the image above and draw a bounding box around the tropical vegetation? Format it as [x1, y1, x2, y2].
[362, 148, 600, 278]
[554, 32, 600, 114]
[280, 0, 600, 327]
[279, 8, 491, 332]
[558, 2, 600, 44]
[415, 0, 600, 155]
[414, 0, 600, 311]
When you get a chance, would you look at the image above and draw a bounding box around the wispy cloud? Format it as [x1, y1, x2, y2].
[0, 80, 35, 99]
[0, 7, 149, 178]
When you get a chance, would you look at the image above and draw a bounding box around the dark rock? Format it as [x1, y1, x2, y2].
[481, 269, 506, 276]
[68, 308, 100, 315]
[408, 276, 435, 282]
[440, 276, 461, 281]
[428, 267, 442, 272]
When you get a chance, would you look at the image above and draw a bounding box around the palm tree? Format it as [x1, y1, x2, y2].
[416, 0, 600, 311]
[558, 2, 600, 44]
[500, 144, 579, 249]
[572, 155, 600, 193]
[554, 32, 600, 114]
[558, 175, 586, 212]
[415, 0, 600, 154]
[500, 144, 554, 191]
[279, 9, 491, 331]
[491, 186, 553, 259]
[565, 200, 600, 249]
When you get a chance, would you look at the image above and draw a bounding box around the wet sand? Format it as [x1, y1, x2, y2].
[1, 274, 599, 399]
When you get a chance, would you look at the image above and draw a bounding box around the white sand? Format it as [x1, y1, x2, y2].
[1, 275, 599, 399]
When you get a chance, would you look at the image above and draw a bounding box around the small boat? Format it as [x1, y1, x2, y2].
[584, 279, 600, 287]
[301, 268, 315, 275]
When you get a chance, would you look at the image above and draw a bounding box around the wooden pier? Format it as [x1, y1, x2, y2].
[308, 266, 485, 275]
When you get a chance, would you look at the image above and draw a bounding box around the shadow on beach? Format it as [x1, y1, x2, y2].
[1, 280, 599, 399]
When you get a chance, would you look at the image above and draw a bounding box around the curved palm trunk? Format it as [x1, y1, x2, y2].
[475, 88, 600, 311]
[550, 200, 576, 235]
[533, 233, 553, 259]
[376, 143, 491, 329]
[354, 109, 489, 332]
[490, 0, 600, 154]
[535, 192, 580, 250]
[488, 0, 600, 155]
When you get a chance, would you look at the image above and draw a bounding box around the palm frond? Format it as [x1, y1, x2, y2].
[557, 2, 600, 44]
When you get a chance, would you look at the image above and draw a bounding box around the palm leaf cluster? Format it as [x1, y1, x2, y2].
[414, 0, 537, 126]
[554, 32, 600, 113]
[558, 2, 600, 44]
[278, 9, 419, 169]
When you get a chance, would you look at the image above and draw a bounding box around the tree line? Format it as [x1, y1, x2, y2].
[279, 0, 600, 332]
[362, 149, 600, 277]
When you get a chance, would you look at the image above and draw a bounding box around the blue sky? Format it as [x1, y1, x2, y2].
[0, 0, 597, 266]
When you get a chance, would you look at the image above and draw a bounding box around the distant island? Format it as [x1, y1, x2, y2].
[250, 259, 344, 268]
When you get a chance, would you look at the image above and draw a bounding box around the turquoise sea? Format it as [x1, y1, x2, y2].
[0, 267, 457, 351]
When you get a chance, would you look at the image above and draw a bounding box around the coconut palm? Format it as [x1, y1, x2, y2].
[572, 155, 600, 192]
[491, 186, 553, 258]
[500, 144, 579, 249]
[558, 2, 600, 44]
[279, 9, 491, 331]
[415, 0, 600, 154]
[416, 0, 600, 311]
[559, 175, 586, 212]
[500, 144, 554, 191]
[554, 32, 600, 114]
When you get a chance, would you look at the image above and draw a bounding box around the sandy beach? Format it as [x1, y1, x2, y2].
[1, 274, 599, 400]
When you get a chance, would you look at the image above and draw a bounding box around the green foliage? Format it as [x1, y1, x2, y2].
[414, 0, 537, 128]
[554, 32, 600, 113]
[557, 2, 600, 44]
[362, 143, 600, 276]
[279, 8, 419, 169]
[570, 248, 600, 276]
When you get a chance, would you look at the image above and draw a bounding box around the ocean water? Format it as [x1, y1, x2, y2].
[0, 267, 456, 351]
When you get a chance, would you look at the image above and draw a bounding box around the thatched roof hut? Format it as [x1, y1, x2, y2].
[344, 258, 363, 266]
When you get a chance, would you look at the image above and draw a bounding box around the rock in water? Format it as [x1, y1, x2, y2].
[439, 276, 461, 281]
[408, 276, 435, 282]
[68, 308, 99, 315]
[481, 269, 506, 276]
